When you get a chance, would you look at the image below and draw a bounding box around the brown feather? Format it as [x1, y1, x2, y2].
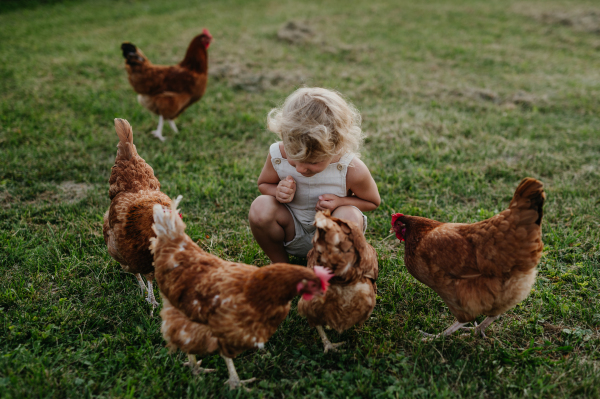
[103, 119, 170, 277]
[298, 211, 378, 333]
[396, 178, 545, 323]
[151, 216, 327, 359]
[122, 33, 210, 119]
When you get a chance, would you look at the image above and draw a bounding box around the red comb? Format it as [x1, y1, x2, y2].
[391, 213, 404, 226]
[313, 266, 333, 292]
[202, 28, 212, 38]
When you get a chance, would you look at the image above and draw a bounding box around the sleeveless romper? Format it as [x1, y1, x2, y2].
[269, 142, 368, 257]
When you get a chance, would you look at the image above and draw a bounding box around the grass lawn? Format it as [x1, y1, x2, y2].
[1, 0, 599, 397]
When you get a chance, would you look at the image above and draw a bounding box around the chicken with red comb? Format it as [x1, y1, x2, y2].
[102, 118, 171, 316]
[150, 196, 332, 389]
[121, 29, 212, 141]
[391, 178, 545, 339]
[298, 210, 378, 353]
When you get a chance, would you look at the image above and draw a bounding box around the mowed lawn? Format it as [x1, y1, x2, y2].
[1, 0, 599, 397]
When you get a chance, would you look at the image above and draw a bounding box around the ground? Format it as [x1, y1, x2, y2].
[1, 0, 599, 397]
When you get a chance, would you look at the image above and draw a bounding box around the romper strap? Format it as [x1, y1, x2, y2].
[270, 142, 284, 170]
[270, 142, 283, 159]
[338, 152, 355, 167]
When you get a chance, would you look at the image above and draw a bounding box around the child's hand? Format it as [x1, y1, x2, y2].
[276, 176, 296, 203]
[315, 194, 342, 212]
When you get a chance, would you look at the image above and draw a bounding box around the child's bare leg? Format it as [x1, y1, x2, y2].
[249, 195, 296, 263]
[332, 206, 364, 232]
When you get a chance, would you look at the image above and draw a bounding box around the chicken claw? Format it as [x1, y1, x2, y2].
[316, 325, 344, 353]
[419, 320, 470, 341]
[184, 355, 216, 375]
[151, 130, 166, 142]
[151, 115, 166, 141]
[472, 316, 499, 338]
[222, 355, 256, 390]
[145, 280, 160, 316]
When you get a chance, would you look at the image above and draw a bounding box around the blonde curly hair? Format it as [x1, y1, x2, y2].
[267, 87, 364, 163]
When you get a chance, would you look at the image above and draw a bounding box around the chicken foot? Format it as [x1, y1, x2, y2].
[145, 280, 159, 316]
[134, 274, 147, 295]
[151, 115, 166, 141]
[316, 325, 345, 353]
[472, 316, 499, 338]
[420, 320, 471, 341]
[183, 354, 216, 375]
[222, 355, 256, 390]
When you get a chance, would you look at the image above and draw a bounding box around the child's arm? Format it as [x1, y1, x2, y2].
[257, 153, 296, 203]
[316, 158, 380, 212]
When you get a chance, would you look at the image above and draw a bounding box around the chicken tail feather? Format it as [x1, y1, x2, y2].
[509, 178, 545, 226]
[121, 42, 146, 65]
[114, 118, 136, 161]
[152, 195, 185, 240]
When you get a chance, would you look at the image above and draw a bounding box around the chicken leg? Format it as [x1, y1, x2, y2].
[167, 119, 179, 133]
[222, 355, 256, 390]
[183, 354, 216, 375]
[151, 115, 166, 141]
[134, 273, 147, 295]
[145, 280, 159, 316]
[420, 320, 472, 341]
[316, 325, 345, 353]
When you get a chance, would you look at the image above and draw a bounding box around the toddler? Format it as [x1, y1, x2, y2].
[249, 87, 380, 263]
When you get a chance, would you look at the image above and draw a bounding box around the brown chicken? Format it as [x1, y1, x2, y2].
[298, 211, 378, 353]
[121, 29, 212, 141]
[391, 178, 545, 339]
[150, 196, 333, 389]
[103, 118, 171, 315]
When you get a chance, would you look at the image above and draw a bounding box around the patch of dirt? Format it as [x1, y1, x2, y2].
[210, 61, 307, 93]
[277, 20, 315, 44]
[447, 87, 544, 109]
[538, 10, 600, 34]
[25, 181, 94, 206]
[450, 88, 500, 103]
[57, 181, 93, 203]
[515, 4, 600, 35]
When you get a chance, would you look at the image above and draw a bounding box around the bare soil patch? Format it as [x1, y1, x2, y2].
[277, 20, 315, 44]
[210, 61, 307, 93]
[445, 87, 544, 109]
[515, 4, 600, 34]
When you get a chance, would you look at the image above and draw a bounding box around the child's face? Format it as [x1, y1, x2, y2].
[288, 157, 334, 177]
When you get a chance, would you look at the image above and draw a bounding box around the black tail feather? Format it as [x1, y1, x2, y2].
[121, 42, 137, 58]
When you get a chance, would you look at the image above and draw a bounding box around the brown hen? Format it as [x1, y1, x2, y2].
[121, 29, 212, 141]
[103, 118, 171, 315]
[298, 211, 378, 353]
[150, 197, 333, 389]
[392, 178, 545, 339]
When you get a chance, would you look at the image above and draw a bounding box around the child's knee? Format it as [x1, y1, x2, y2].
[249, 195, 278, 226]
[332, 206, 363, 229]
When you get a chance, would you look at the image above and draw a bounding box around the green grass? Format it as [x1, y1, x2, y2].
[1, 0, 599, 397]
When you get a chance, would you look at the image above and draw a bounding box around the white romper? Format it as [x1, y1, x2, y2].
[269, 142, 368, 257]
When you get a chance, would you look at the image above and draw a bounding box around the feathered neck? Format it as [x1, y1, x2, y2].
[179, 35, 208, 73]
[245, 265, 318, 306]
[399, 216, 441, 260]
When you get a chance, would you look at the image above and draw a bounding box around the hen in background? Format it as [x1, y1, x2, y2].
[298, 211, 378, 353]
[150, 196, 333, 389]
[121, 29, 212, 141]
[103, 118, 171, 315]
[392, 178, 545, 339]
